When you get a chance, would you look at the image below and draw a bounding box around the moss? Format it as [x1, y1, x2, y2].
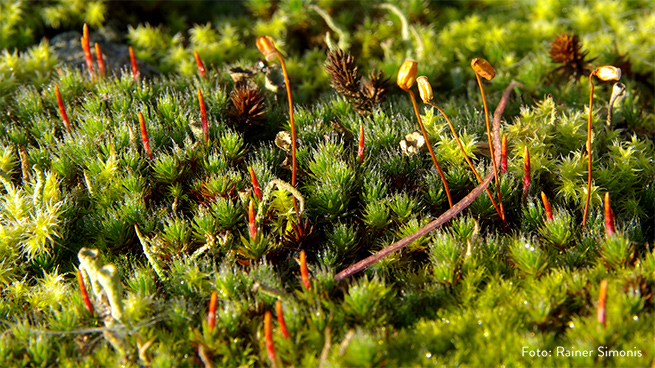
[0, 1, 654, 367]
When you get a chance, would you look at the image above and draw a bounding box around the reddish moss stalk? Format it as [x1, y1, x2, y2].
[138, 111, 152, 159]
[501, 134, 508, 175]
[249, 166, 263, 201]
[95, 43, 106, 78]
[194, 50, 206, 78]
[399, 64, 453, 208]
[300, 250, 310, 291]
[54, 85, 71, 134]
[522, 146, 531, 201]
[197, 88, 209, 143]
[81, 24, 94, 78]
[265, 311, 278, 368]
[256, 36, 298, 214]
[471, 58, 504, 221]
[129, 46, 139, 82]
[540, 192, 553, 222]
[207, 291, 217, 332]
[425, 100, 500, 218]
[248, 200, 257, 241]
[276, 300, 290, 339]
[408, 91, 453, 208]
[77, 269, 94, 315]
[597, 279, 608, 327]
[358, 124, 365, 163]
[604, 192, 615, 236]
[583, 66, 621, 228]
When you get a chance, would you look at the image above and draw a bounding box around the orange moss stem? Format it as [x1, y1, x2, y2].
[474, 73, 504, 221]
[54, 85, 71, 134]
[197, 88, 209, 143]
[541, 191, 553, 222]
[95, 43, 106, 78]
[604, 192, 615, 236]
[265, 311, 278, 368]
[408, 91, 453, 208]
[249, 167, 263, 201]
[207, 291, 217, 332]
[138, 111, 152, 159]
[522, 146, 531, 201]
[81, 24, 94, 78]
[129, 46, 139, 82]
[582, 75, 595, 228]
[426, 101, 501, 217]
[274, 49, 298, 214]
[194, 50, 206, 78]
[276, 300, 290, 339]
[597, 279, 608, 327]
[358, 124, 365, 163]
[300, 250, 310, 291]
[77, 269, 94, 315]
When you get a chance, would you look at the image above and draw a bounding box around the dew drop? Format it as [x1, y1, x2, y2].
[633, 316, 639, 321]
[569, 323, 575, 328]
[426, 352, 432, 359]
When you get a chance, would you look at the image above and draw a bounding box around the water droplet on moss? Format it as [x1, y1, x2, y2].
[569, 323, 575, 328]
[633, 316, 639, 321]
[426, 352, 432, 358]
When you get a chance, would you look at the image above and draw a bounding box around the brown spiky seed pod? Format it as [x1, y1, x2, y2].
[325, 48, 389, 115]
[549, 33, 592, 80]
[228, 84, 266, 131]
[361, 70, 390, 106]
[325, 48, 361, 100]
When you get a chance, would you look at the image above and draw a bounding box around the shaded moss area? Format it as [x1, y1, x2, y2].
[0, 1, 654, 367]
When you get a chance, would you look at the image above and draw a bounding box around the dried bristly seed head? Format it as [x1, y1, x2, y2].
[256, 35, 278, 62]
[550, 33, 585, 64]
[326, 48, 390, 115]
[416, 76, 433, 103]
[549, 33, 592, 80]
[397, 59, 418, 91]
[594, 65, 622, 81]
[325, 48, 361, 98]
[471, 58, 496, 80]
[361, 69, 390, 104]
[228, 84, 266, 129]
